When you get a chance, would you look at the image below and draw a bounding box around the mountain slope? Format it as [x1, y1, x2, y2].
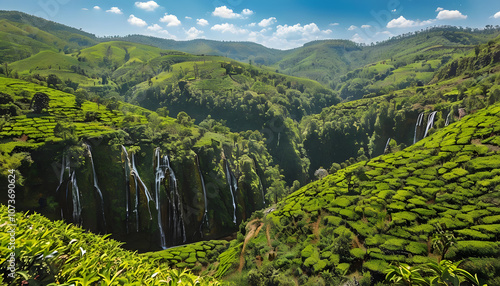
[274, 27, 500, 88]
[0, 76, 285, 251]
[112, 35, 289, 65]
[215, 101, 500, 285]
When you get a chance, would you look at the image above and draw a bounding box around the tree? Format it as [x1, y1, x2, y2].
[53, 122, 77, 142]
[30, 92, 50, 113]
[432, 223, 456, 261]
[74, 89, 88, 108]
[176, 111, 194, 126]
[105, 96, 119, 112]
[47, 74, 61, 88]
[156, 107, 169, 117]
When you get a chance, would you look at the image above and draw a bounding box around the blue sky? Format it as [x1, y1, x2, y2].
[2, 0, 500, 49]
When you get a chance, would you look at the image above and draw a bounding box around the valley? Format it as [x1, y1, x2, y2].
[1, 10, 500, 286]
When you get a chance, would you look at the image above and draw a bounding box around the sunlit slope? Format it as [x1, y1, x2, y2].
[216, 101, 500, 284]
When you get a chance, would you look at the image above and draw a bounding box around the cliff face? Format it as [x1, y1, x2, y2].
[15, 140, 265, 252]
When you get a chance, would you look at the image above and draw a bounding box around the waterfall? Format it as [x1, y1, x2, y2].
[121, 146, 131, 234]
[131, 152, 153, 232]
[224, 161, 237, 224]
[85, 143, 107, 231]
[164, 153, 186, 243]
[258, 175, 266, 206]
[56, 153, 81, 225]
[445, 112, 451, 126]
[384, 138, 391, 154]
[195, 154, 209, 230]
[413, 112, 424, 144]
[423, 111, 438, 139]
[154, 148, 167, 249]
[70, 171, 82, 225]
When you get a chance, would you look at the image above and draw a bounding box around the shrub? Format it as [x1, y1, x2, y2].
[447, 241, 500, 259]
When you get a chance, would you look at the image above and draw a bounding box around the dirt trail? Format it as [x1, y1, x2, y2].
[238, 219, 262, 273]
[311, 216, 321, 244]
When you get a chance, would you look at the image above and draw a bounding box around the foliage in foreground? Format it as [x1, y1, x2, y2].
[0, 205, 220, 285]
[386, 260, 484, 286]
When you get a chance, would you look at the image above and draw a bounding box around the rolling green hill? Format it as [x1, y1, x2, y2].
[274, 27, 500, 90]
[1, 11, 500, 286]
[208, 100, 500, 286]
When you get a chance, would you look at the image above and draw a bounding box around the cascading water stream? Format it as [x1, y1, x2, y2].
[164, 153, 186, 243]
[131, 152, 153, 232]
[445, 112, 451, 127]
[70, 171, 82, 225]
[84, 143, 107, 231]
[258, 175, 265, 206]
[224, 161, 237, 224]
[423, 111, 438, 139]
[384, 138, 391, 154]
[154, 148, 167, 249]
[195, 154, 209, 230]
[121, 145, 131, 233]
[413, 112, 424, 144]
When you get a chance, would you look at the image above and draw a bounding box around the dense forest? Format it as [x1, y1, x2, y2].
[1, 10, 500, 286]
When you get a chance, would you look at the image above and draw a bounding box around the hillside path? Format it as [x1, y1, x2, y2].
[238, 219, 262, 273]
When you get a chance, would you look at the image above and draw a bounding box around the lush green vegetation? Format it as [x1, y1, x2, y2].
[1, 10, 500, 286]
[0, 205, 220, 285]
[213, 101, 500, 285]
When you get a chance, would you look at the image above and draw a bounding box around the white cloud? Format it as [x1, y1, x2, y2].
[494, 11, 500, 19]
[391, 9, 396, 13]
[251, 22, 333, 50]
[146, 24, 176, 39]
[376, 31, 394, 37]
[106, 7, 123, 14]
[348, 25, 357, 30]
[93, 6, 101, 10]
[436, 7, 444, 12]
[387, 16, 434, 28]
[274, 23, 329, 41]
[211, 23, 248, 34]
[185, 27, 204, 39]
[160, 13, 181, 26]
[147, 24, 163, 31]
[128, 14, 147, 27]
[242, 9, 254, 16]
[185, 16, 192, 20]
[212, 6, 252, 19]
[361, 25, 372, 29]
[258, 17, 277, 27]
[197, 18, 209, 26]
[158, 30, 176, 39]
[135, 1, 159, 11]
[82, 8, 88, 11]
[436, 9, 467, 20]
[351, 33, 364, 43]
[212, 6, 239, 18]
[329, 23, 339, 26]
[248, 22, 256, 27]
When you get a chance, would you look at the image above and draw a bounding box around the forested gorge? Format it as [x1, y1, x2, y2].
[1, 10, 500, 285]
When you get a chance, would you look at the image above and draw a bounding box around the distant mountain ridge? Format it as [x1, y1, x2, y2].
[2, 10, 500, 85]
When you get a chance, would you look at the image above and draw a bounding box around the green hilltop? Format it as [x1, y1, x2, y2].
[1, 10, 500, 286]
[205, 99, 500, 286]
